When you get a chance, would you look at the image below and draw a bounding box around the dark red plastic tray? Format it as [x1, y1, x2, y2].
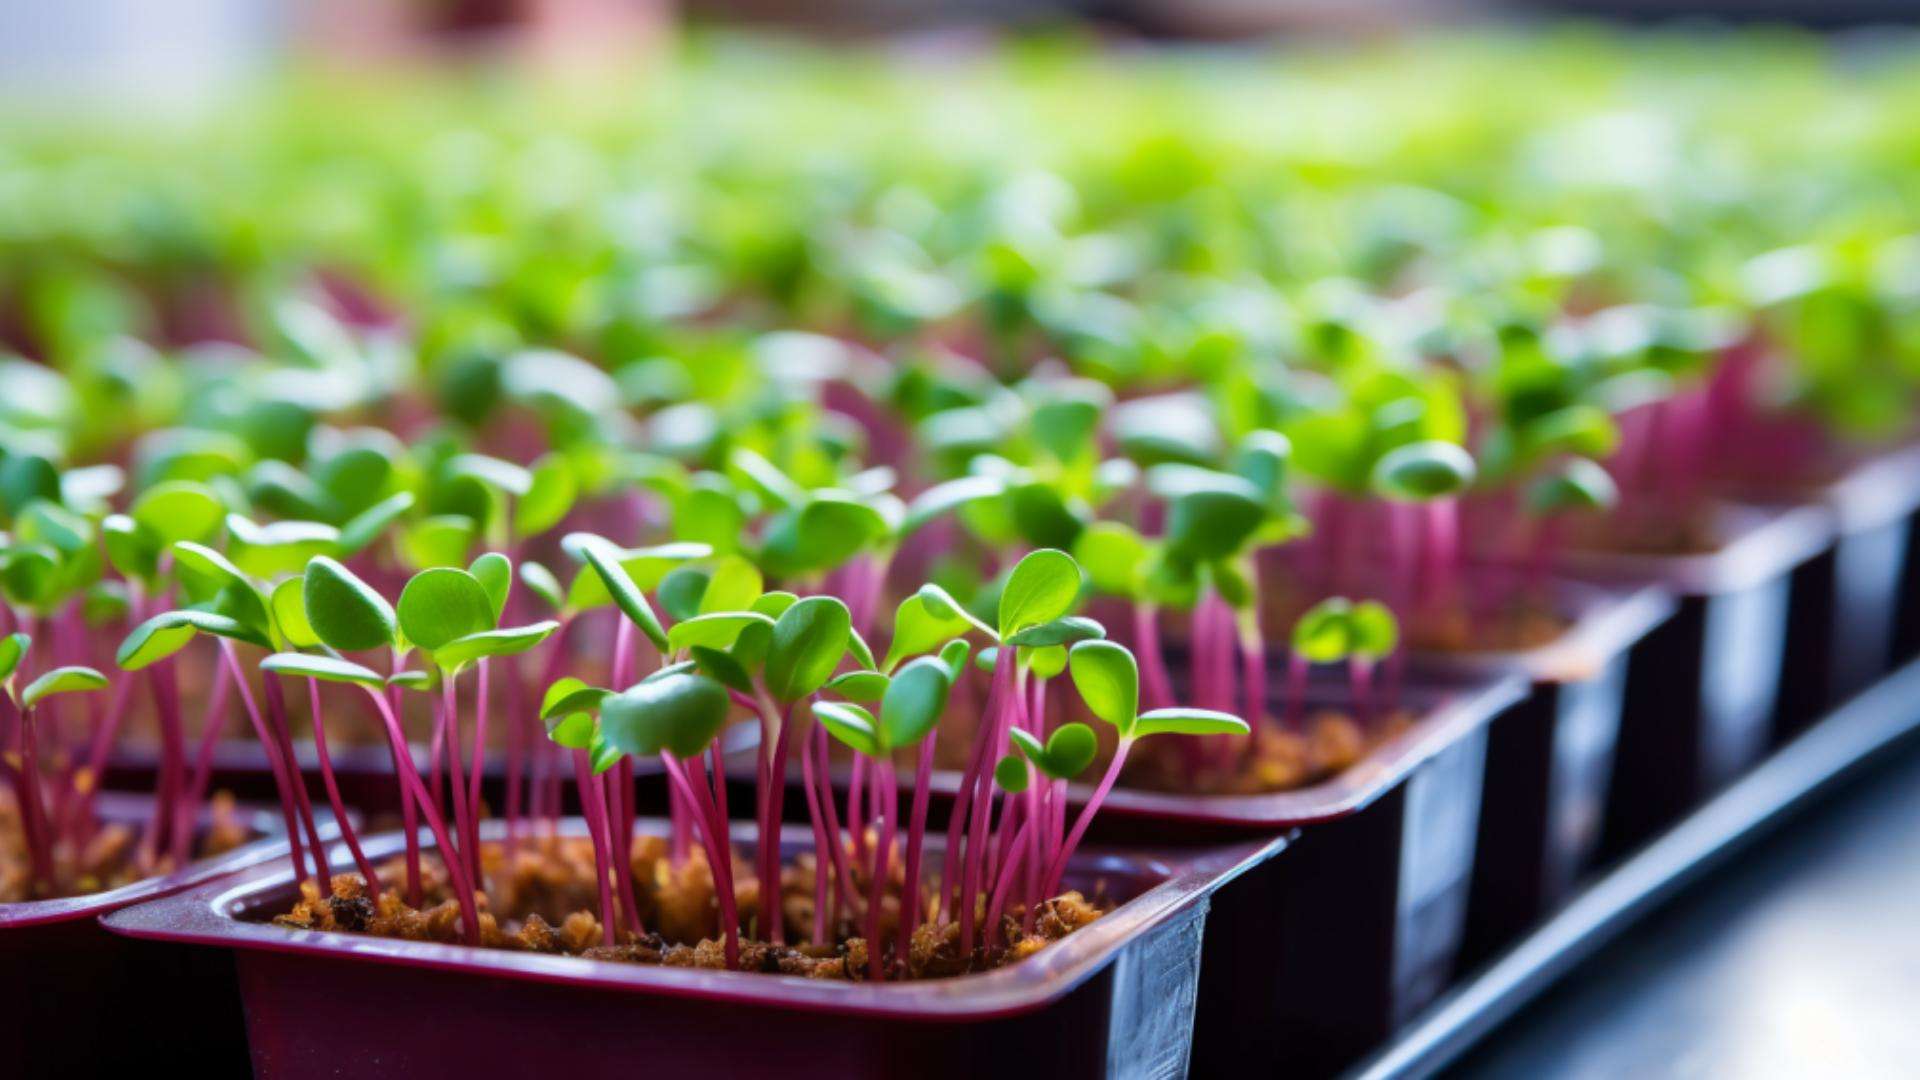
[104, 818, 1283, 1080]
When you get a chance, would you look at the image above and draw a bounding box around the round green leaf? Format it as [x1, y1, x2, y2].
[1073, 522, 1149, 597]
[1293, 598, 1354, 663]
[902, 475, 1005, 537]
[400, 515, 475, 570]
[514, 454, 577, 537]
[271, 577, 319, 649]
[699, 555, 763, 615]
[765, 595, 852, 703]
[1005, 615, 1107, 649]
[1526, 458, 1619, 516]
[1132, 707, 1250, 739]
[304, 556, 397, 653]
[1371, 441, 1477, 501]
[1068, 639, 1139, 734]
[397, 567, 497, 653]
[813, 701, 880, 757]
[260, 652, 385, 688]
[993, 754, 1030, 793]
[19, 665, 107, 709]
[825, 669, 890, 702]
[338, 491, 415, 556]
[541, 677, 612, 722]
[0, 632, 29, 682]
[579, 540, 669, 651]
[1042, 722, 1098, 779]
[130, 480, 226, 547]
[690, 645, 754, 695]
[469, 552, 513, 624]
[667, 611, 775, 653]
[1348, 601, 1399, 660]
[102, 514, 161, 582]
[117, 609, 270, 671]
[998, 548, 1082, 639]
[878, 656, 951, 749]
[519, 560, 566, 612]
[434, 621, 559, 669]
[600, 670, 732, 759]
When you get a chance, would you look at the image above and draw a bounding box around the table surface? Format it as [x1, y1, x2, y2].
[1449, 735, 1920, 1078]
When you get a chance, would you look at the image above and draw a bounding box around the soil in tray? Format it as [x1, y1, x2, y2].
[1121, 708, 1414, 795]
[0, 788, 250, 902]
[268, 834, 1111, 981]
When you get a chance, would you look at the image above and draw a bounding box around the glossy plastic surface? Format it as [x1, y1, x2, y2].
[105, 819, 1283, 1080]
[1562, 506, 1831, 857]
[0, 793, 313, 1078]
[1407, 583, 1675, 968]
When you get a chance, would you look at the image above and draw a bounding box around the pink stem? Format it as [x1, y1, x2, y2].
[606, 762, 644, 937]
[216, 645, 311, 890]
[306, 677, 379, 899]
[866, 757, 897, 981]
[801, 724, 833, 945]
[442, 676, 478, 891]
[176, 658, 234, 864]
[1133, 603, 1175, 711]
[898, 735, 936, 964]
[571, 751, 618, 946]
[984, 815, 1033, 953]
[363, 687, 477, 938]
[1043, 740, 1130, 898]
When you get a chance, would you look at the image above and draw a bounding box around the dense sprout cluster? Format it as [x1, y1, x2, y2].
[2, 33, 1917, 968]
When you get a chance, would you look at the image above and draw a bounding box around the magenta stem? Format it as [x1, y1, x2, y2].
[262, 672, 333, 889]
[606, 760, 644, 937]
[571, 750, 618, 946]
[811, 724, 857, 926]
[305, 677, 379, 899]
[363, 687, 477, 939]
[984, 814, 1033, 953]
[866, 757, 897, 981]
[384, 659, 422, 904]
[441, 675, 479, 891]
[1133, 603, 1175, 711]
[14, 705, 55, 890]
[800, 724, 833, 945]
[758, 702, 797, 944]
[898, 735, 936, 963]
[1043, 739, 1130, 898]
[177, 659, 235, 864]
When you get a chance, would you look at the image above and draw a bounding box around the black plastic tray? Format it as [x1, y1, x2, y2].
[1345, 656, 1920, 1080]
[1561, 505, 1833, 856]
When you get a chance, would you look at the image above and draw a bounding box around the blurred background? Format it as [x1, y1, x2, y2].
[3, 0, 1918, 123]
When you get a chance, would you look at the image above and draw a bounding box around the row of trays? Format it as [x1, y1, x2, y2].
[11, 445, 1920, 1078]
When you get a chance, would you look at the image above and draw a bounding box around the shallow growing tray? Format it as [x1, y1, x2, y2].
[1562, 505, 1831, 858]
[1407, 582, 1675, 971]
[1348, 655, 1920, 1080]
[104, 818, 1283, 1080]
[792, 673, 1525, 1077]
[0, 793, 319, 1078]
[1770, 443, 1920, 741]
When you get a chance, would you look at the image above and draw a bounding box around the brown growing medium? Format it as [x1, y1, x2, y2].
[0, 790, 250, 903]
[272, 833, 1107, 980]
[1122, 710, 1415, 795]
[1407, 604, 1567, 654]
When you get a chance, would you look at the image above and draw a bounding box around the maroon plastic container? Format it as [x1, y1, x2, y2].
[791, 673, 1525, 1076]
[1408, 583, 1675, 971]
[1562, 506, 1832, 858]
[1770, 444, 1920, 741]
[0, 793, 312, 1078]
[104, 818, 1281, 1080]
